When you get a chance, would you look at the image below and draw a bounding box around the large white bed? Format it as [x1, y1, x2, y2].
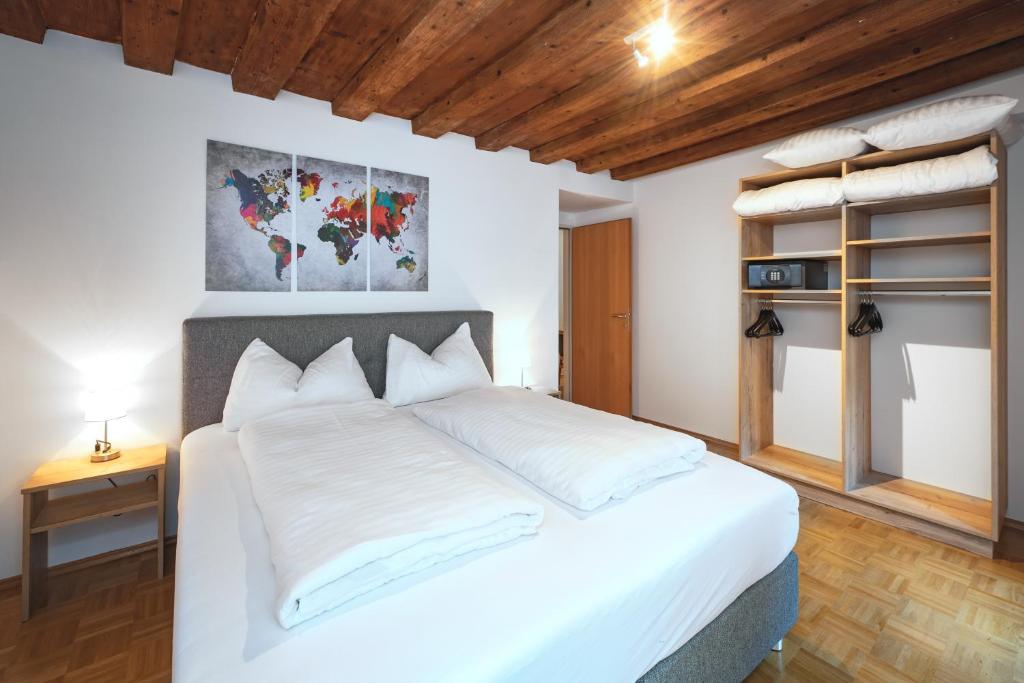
[172, 419, 798, 682]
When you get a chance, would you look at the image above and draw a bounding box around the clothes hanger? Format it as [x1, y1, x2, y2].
[848, 291, 883, 337]
[745, 299, 784, 339]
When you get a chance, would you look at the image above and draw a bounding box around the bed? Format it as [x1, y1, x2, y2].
[173, 311, 799, 683]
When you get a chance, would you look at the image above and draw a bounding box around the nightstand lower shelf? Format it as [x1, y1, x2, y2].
[30, 479, 159, 533]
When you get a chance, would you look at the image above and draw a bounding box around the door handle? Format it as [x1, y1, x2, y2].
[610, 312, 631, 324]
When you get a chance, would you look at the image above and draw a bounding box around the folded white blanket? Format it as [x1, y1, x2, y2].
[732, 177, 844, 217]
[413, 387, 706, 511]
[238, 400, 544, 628]
[842, 145, 998, 203]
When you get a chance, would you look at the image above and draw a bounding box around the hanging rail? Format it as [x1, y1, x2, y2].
[863, 290, 991, 297]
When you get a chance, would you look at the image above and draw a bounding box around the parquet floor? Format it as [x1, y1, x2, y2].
[1, 502, 1023, 682]
[748, 500, 1024, 682]
[0, 549, 173, 683]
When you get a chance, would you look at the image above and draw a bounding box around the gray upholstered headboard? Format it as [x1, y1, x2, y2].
[182, 310, 493, 436]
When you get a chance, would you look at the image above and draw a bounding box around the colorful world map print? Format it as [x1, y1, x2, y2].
[295, 156, 368, 291]
[205, 141, 304, 291]
[369, 168, 429, 292]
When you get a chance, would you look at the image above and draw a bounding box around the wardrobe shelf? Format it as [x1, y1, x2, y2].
[744, 445, 843, 492]
[846, 187, 990, 216]
[846, 231, 990, 249]
[740, 206, 842, 225]
[848, 474, 992, 539]
[740, 161, 843, 190]
[742, 250, 841, 261]
[846, 277, 991, 291]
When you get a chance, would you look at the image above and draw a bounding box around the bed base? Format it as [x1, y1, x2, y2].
[637, 552, 797, 683]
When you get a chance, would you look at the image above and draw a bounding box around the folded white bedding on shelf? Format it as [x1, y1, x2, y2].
[732, 177, 844, 217]
[842, 145, 998, 203]
[412, 386, 707, 511]
[237, 399, 544, 629]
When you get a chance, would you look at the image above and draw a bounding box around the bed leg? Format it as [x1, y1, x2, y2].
[770, 639, 783, 652]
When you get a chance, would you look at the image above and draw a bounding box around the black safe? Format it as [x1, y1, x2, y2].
[747, 260, 829, 289]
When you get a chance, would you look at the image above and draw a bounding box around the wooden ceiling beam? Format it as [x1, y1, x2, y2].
[474, 0, 876, 152]
[121, 0, 184, 75]
[411, 0, 664, 139]
[377, 0, 574, 120]
[532, 0, 1008, 165]
[0, 1, 46, 43]
[283, 0, 419, 102]
[610, 37, 1024, 180]
[579, 2, 1024, 173]
[175, 0, 261, 74]
[231, 0, 343, 100]
[331, 0, 504, 122]
[37, 0, 121, 43]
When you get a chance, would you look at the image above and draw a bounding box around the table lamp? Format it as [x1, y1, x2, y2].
[84, 389, 127, 462]
[508, 344, 532, 388]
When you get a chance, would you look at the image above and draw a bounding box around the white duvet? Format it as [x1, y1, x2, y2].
[412, 387, 706, 511]
[237, 399, 544, 629]
[842, 145, 998, 202]
[732, 176, 844, 217]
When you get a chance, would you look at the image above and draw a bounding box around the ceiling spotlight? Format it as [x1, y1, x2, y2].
[624, 17, 676, 68]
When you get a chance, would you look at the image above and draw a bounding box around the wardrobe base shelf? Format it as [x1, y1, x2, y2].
[744, 445, 843, 492]
[848, 474, 992, 539]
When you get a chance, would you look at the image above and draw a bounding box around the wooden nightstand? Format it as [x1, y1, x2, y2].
[20, 444, 167, 620]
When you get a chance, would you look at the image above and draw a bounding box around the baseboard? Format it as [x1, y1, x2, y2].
[632, 414, 1022, 556]
[0, 536, 176, 592]
[632, 416, 738, 459]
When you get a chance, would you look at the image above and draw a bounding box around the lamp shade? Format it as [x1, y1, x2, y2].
[83, 389, 128, 423]
[506, 343, 531, 370]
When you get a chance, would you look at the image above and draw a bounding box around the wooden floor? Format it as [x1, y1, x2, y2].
[0, 548, 173, 683]
[2, 502, 1023, 682]
[748, 500, 1024, 682]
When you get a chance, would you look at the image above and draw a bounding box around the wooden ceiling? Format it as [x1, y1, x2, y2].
[3, 0, 1023, 179]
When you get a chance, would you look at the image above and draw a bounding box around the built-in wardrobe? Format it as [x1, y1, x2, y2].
[738, 132, 1007, 556]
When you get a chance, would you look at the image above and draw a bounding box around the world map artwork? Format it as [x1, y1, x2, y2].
[219, 168, 306, 281]
[369, 167, 429, 292]
[206, 141, 429, 292]
[295, 156, 367, 291]
[206, 141, 297, 292]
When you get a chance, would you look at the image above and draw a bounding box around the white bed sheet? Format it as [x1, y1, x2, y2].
[173, 421, 799, 683]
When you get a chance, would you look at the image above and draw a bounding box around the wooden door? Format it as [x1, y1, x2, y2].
[570, 219, 632, 415]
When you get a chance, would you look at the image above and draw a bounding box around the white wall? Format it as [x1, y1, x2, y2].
[634, 68, 1024, 514]
[0, 32, 631, 578]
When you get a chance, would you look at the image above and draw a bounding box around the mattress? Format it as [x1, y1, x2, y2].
[172, 420, 799, 683]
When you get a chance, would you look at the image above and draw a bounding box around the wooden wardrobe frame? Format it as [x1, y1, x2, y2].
[738, 132, 1007, 556]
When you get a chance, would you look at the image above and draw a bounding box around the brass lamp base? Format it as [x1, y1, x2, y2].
[91, 448, 121, 463]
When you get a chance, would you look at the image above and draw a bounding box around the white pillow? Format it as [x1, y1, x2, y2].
[384, 322, 492, 407]
[842, 145, 997, 203]
[222, 337, 374, 431]
[864, 95, 1018, 151]
[763, 127, 868, 168]
[733, 177, 844, 217]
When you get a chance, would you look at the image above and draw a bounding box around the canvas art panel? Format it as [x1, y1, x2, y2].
[369, 168, 429, 292]
[295, 156, 368, 291]
[206, 140, 299, 292]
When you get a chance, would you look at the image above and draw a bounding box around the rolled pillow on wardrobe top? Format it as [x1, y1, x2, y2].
[842, 145, 997, 203]
[864, 95, 1018, 150]
[733, 177, 844, 217]
[763, 127, 868, 168]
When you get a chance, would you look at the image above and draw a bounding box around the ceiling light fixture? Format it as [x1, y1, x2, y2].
[624, 16, 676, 68]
